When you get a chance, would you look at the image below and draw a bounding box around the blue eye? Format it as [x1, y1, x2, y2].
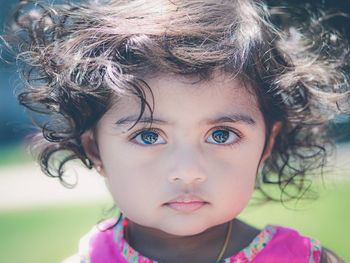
[132, 129, 166, 145]
[206, 128, 240, 145]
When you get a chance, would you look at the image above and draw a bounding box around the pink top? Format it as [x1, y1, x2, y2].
[77, 217, 321, 263]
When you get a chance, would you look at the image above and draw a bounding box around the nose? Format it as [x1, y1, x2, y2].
[167, 147, 207, 185]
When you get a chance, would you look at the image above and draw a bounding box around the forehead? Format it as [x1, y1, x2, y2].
[105, 72, 263, 124]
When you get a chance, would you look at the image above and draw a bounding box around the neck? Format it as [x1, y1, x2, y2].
[126, 219, 256, 263]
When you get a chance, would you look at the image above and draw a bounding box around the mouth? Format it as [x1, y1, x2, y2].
[164, 195, 209, 213]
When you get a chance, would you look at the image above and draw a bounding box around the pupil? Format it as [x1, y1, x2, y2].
[141, 131, 158, 144]
[212, 130, 229, 143]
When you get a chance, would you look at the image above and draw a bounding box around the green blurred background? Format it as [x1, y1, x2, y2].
[0, 0, 349, 263]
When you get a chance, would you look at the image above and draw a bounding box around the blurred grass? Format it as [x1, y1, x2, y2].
[0, 183, 349, 263]
[0, 203, 112, 263]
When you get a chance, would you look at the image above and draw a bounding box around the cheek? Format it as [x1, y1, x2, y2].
[213, 168, 256, 220]
[209, 143, 263, 210]
[101, 149, 162, 209]
[214, 160, 257, 200]
[209, 141, 263, 183]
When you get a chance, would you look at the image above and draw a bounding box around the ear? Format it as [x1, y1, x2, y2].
[261, 122, 282, 163]
[81, 130, 105, 176]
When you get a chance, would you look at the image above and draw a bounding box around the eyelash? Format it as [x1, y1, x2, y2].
[129, 128, 165, 145]
[207, 126, 243, 147]
[128, 126, 243, 146]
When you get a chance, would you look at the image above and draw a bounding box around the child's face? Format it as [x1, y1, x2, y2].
[84, 73, 274, 236]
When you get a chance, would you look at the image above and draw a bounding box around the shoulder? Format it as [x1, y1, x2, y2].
[270, 226, 346, 263]
[271, 225, 319, 248]
[255, 225, 322, 262]
[320, 247, 346, 263]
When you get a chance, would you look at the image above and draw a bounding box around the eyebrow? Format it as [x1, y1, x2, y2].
[205, 114, 256, 126]
[115, 113, 256, 127]
[116, 116, 167, 126]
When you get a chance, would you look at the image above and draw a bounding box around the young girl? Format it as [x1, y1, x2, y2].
[3, 0, 349, 262]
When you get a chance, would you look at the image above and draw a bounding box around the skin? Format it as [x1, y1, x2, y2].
[81, 73, 280, 263]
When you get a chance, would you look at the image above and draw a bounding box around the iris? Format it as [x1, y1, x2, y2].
[141, 131, 159, 144]
[212, 130, 230, 143]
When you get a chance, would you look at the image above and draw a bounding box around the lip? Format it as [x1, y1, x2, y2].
[164, 195, 208, 213]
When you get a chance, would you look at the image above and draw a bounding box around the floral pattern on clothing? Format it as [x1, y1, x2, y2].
[114, 217, 158, 263]
[309, 238, 322, 263]
[79, 216, 322, 263]
[222, 225, 276, 263]
[114, 218, 279, 263]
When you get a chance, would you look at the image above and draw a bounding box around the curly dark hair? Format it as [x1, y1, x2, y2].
[1, 0, 349, 199]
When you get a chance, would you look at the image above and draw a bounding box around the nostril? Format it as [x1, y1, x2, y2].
[167, 172, 207, 184]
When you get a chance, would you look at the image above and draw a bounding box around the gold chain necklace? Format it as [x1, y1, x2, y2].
[215, 220, 233, 262]
[124, 219, 233, 263]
